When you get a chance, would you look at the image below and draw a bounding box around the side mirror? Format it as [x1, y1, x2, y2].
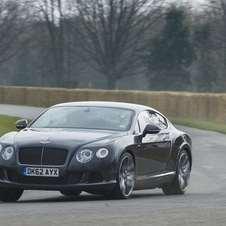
[142, 124, 161, 137]
[15, 119, 28, 129]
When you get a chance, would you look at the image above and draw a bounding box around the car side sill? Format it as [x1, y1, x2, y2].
[136, 171, 175, 181]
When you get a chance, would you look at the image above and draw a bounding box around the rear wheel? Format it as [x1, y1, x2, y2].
[60, 190, 82, 196]
[0, 188, 23, 202]
[104, 152, 135, 199]
[162, 150, 191, 195]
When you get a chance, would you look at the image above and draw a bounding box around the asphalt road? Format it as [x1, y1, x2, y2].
[0, 104, 46, 120]
[0, 104, 226, 226]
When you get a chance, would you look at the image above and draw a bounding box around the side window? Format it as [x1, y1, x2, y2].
[134, 121, 140, 134]
[137, 110, 168, 132]
[155, 113, 168, 129]
[137, 111, 152, 132]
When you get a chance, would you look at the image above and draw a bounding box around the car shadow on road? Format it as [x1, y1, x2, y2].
[9, 190, 175, 203]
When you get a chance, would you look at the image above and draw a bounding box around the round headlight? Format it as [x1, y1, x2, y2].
[2, 146, 14, 160]
[96, 148, 108, 158]
[76, 149, 93, 163]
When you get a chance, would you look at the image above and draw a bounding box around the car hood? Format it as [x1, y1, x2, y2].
[8, 128, 126, 148]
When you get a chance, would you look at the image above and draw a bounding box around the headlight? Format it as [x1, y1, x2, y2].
[76, 149, 93, 163]
[2, 146, 14, 160]
[96, 148, 108, 158]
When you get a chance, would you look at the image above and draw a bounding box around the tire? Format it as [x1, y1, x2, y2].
[104, 152, 135, 199]
[162, 150, 191, 195]
[60, 190, 82, 196]
[0, 188, 23, 202]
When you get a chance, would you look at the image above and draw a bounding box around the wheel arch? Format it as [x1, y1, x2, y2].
[183, 146, 192, 169]
[123, 150, 136, 167]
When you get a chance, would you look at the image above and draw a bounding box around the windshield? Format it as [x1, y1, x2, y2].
[30, 106, 134, 131]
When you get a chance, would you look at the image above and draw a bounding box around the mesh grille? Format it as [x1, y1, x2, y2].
[19, 147, 42, 165]
[6, 170, 17, 182]
[19, 147, 68, 166]
[88, 173, 103, 183]
[0, 169, 4, 180]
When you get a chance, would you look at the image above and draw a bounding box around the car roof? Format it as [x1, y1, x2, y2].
[52, 101, 155, 112]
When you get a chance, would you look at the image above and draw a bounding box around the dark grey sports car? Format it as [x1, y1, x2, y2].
[0, 101, 192, 202]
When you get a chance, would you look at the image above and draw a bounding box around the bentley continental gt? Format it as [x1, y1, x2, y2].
[0, 101, 192, 202]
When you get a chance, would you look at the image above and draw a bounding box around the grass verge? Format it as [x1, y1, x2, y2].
[169, 117, 226, 134]
[0, 115, 20, 136]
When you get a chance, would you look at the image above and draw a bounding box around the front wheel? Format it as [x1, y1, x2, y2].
[0, 188, 24, 202]
[104, 152, 135, 199]
[162, 150, 191, 195]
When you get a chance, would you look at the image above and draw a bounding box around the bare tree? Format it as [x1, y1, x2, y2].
[29, 0, 66, 87]
[28, 21, 53, 87]
[0, 0, 27, 64]
[29, 0, 84, 88]
[205, 0, 226, 92]
[71, 0, 164, 89]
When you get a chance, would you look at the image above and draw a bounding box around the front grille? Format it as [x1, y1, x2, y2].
[0, 169, 4, 180]
[7, 170, 83, 185]
[89, 173, 103, 183]
[19, 147, 68, 166]
[6, 170, 17, 182]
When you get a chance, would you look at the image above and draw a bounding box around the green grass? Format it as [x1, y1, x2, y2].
[169, 117, 226, 134]
[0, 114, 226, 137]
[0, 115, 21, 136]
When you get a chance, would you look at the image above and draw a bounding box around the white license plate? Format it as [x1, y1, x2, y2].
[23, 167, 59, 177]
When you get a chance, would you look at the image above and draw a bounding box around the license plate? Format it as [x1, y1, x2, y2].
[23, 167, 59, 177]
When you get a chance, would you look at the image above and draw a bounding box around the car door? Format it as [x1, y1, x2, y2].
[136, 110, 171, 178]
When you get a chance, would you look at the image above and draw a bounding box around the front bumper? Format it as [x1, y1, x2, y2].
[0, 169, 116, 192]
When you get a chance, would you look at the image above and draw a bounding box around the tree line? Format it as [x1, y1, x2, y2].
[0, 0, 225, 92]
